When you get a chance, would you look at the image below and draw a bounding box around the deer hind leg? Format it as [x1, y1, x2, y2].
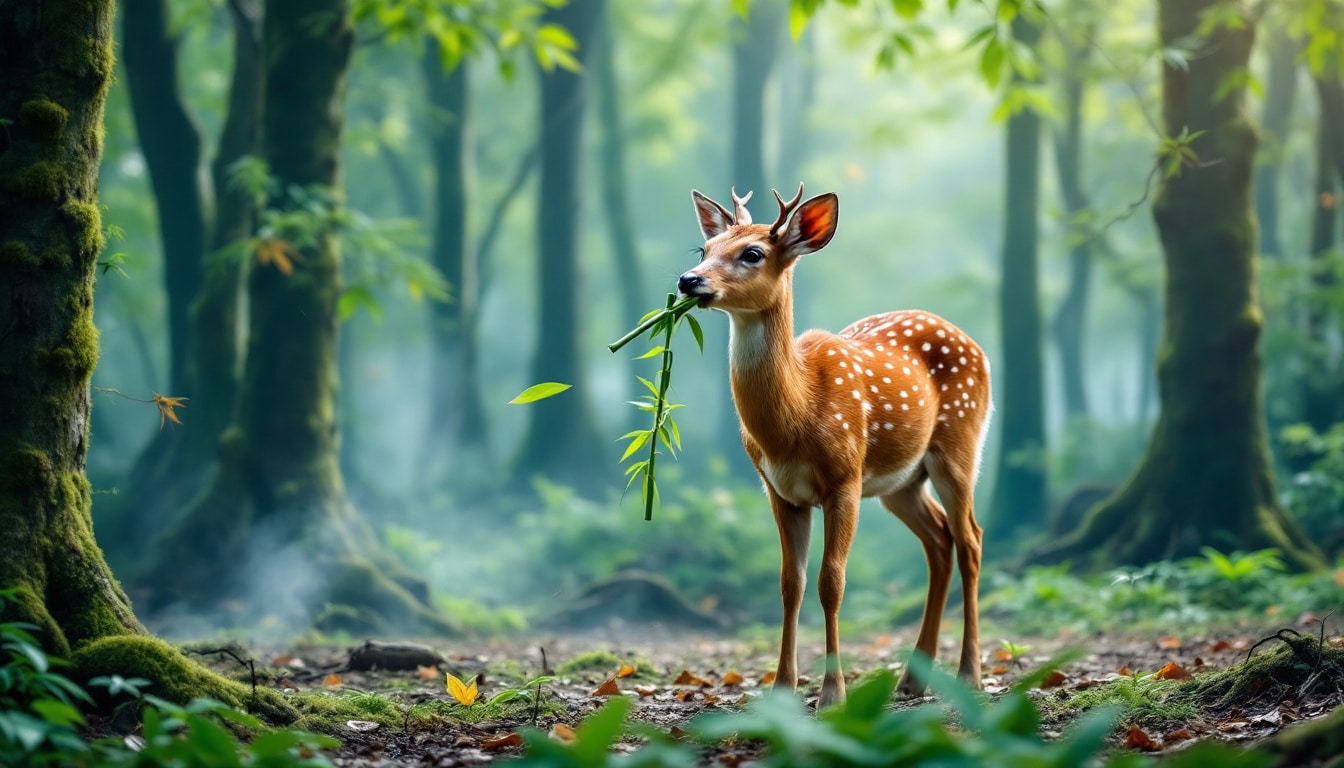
[880, 480, 953, 697]
[925, 450, 983, 687]
[817, 486, 860, 708]
[769, 489, 812, 695]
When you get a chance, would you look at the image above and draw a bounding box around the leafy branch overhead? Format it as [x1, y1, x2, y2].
[351, 0, 580, 76]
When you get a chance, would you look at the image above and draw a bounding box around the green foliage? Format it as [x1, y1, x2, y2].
[1280, 423, 1344, 547]
[351, 0, 579, 76]
[0, 589, 337, 767]
[511, 662, 1268, 767]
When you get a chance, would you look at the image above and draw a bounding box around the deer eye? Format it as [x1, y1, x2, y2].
[740, 246, 765, 265]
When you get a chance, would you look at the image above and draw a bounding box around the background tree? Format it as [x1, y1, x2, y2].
[101, 0, 261, 568]
[513, 0, 609, 494]
[1030, 0, 1325, 569]
[0, 0, 300, 719]
[137, 0, 449, 632]
[989, 13, 1048, 540]
[423, 49, 490, 470]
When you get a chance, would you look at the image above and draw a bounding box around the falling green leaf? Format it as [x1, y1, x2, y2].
[509, 382, 572, 404]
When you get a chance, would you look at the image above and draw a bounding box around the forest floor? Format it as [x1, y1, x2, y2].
[182, 616, 1344, 766]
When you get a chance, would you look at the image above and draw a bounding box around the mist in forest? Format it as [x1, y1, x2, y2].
[71, 0, 1343, 636]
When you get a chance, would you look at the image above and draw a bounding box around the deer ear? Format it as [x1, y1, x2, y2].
[781, 193, 839, 257]
[692, 190, 734, 240]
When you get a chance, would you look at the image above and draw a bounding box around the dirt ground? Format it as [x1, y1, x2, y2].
[177, 617, 1344, 766]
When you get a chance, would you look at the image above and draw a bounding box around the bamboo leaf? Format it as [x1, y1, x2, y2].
[686, 314, 705, 353]
[509, 382, 572, 404]
[620, 431, 651, 462]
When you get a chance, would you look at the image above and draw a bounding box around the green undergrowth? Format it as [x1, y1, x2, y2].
[555, 650, 655, 679]
[1038, 675, 1199, 730]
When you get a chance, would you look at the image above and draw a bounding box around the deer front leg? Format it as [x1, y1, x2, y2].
[818, 485, 860, 708]
[770, 490, 812, 694]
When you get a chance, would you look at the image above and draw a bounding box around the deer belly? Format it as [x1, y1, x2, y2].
[759, 458, 821, 507]
[860, 458, 923, 498]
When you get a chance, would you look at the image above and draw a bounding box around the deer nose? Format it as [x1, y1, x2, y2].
[678, 273, 705, 294]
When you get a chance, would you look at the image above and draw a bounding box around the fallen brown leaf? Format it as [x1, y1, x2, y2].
[1154, 662, 1193, 681]
[1124, 726, 1162, 751]
[1040, 670, 1068, 689]
[279, 679, 300, 691]
[634, 684, 658, 697]
[1117, 665, 1133, 677]
[617, 664, 637, 678]
[1163, 728, 1193, 743]
[482, 733, 524, 750]
[758, 671, 777, 686]
[668, 726, 690, 740]
[673, 670, 709, 687]
[592, 678, 621, 697]
[991, 664, 1009, 675]
[321, 673, 343, 688]
[416, 664, 439, 680]
[1158, 635, 1182, 650]
[721, 670, 745, 686]
[551, 724, 576, 743]
[1208, 640, 1232, 652]
[994, 649, 1014, 662]
[675, 689, 692, 701]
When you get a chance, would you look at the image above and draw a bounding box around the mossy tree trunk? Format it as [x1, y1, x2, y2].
[988, 15, 1048, 540]
[1029, 0, 1325, 571]
[1049, 20, 1096, 421]
[423, 50, 489, 474]
[513, 0, 610, 495]
[137, 0, 449, 634]
[0, 0, 140, 656]
[102, 0, 260, 571]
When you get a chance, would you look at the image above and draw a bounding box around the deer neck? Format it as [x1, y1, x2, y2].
[726, 291, 808, 449]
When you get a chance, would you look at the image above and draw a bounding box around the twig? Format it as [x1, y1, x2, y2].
[1246, 628, 1302, 663]
[531, 680, 542, 727]
[187, 646, 257, 697]
[539, 646, 552, 675]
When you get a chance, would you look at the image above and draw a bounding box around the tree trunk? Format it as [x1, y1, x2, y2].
[513, 0, 610, 494]
[1029, 0, 1325, 571]
[104, 0, 259, 571]
[1049, 22, 1096, 420]
[594, 5, 648, 432]
[1253, 27, 1299, 261]
[423, 50, 488, 474]
[138, 0, 450, 634]
[989, 15, 1048, 539]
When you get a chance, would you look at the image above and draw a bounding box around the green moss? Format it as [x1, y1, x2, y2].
[288, 690, 401, 735]
[0, 445, 57, 496]
[60, 200, 104, 258]
[1039, 674, 1198, 729]
[36, 315, 99, 378]
[556, 650, 625, 675]
[3, 161, 65, 201]
[72, 636, 299, 725]
[18, 100, 69, 140]
[0, 584, 70, 659]
[0, 241, 40, 270]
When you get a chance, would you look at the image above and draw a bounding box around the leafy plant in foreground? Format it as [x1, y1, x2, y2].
[510, 658, 1272, 767]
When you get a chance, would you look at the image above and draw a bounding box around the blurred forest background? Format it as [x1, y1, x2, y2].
[58, 0, 1344, 639]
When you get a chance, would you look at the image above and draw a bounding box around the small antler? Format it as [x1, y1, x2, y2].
[770, 183, 805, 238]
[731, 187, 754, 225]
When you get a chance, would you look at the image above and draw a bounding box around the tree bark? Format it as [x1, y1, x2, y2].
[423, 50, 488, 473]
[594, 5, 648, 432]
[0, 0, 139, 656]
[138, 0, 449, 633]
[1028, 0, 1325, 571]
[1049, 22, 1096, 420]
[989, 15, 1048, 539]
[513, 0, 610, 494]
[1253, 27, 1299, 261]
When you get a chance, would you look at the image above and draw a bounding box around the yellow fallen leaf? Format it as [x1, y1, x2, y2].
[759, 670, 777, 686]
[551, 723, 576, 743]
[321, 673, 343, 688]
[617, 664, 637, 678]
[721, 670, 745, 686]
[1153, 662, 1192, 681]
[446, 672, 479, 705]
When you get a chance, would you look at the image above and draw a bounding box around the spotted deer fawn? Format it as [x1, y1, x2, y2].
[678, 185, 991, 706]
